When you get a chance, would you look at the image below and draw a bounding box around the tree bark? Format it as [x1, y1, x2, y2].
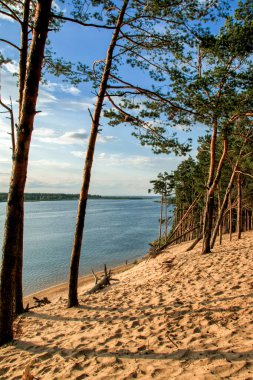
[202, 122, 217, 253]
[159, 194, 163, 247]
[229, 192, 232, 241]
[0, 0, 52, 346]
[217, 186, 222, 245]
[15, 0, 31, 316]
[165, 191, 168, 238]
[68, 0, 129, 308]
[19, 0, 30, 117]
[202, 128, 228, 254]
[237, 172, 242, 239]
[186, 233, 203, 252]
[210, 153, 241, 248]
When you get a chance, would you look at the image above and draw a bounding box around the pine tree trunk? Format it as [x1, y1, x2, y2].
[229, 192, 232, 241]
[19, 0, 30, 117]
[159, 194, 163, 247]
[165, 191, 168, 239]
[68, 0, 129, 308]
[217, 186, 222, 245]
[202, 128, 228, 254]
[15, 0, 31, 316]
[202, 122, 217, 253]
[237, 173, 242, 239]
[210, 162, 238, 248]
[0, 0, 52, 346]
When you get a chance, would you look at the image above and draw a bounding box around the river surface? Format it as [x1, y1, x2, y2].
[0, 199, 171, 295]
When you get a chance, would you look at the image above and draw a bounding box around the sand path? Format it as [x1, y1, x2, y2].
[0, 232, 252, 379]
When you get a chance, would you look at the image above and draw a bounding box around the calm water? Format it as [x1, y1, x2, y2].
[0, 199, 169, 295]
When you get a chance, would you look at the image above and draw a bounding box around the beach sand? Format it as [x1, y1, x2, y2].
[0, 231, 252, 379]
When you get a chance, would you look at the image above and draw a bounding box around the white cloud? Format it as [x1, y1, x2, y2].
[62, 100, 95, 112]
[64, 87, 80, 96]
[34, 128, 88, 145]
[42, 81, 81, 96]
[30, 159, 71, 169]
[3, 61, 19, 74]
[71, 151, 182, 170]
[33, 128, 56, 138]
[97, 135, 118, 143]
[34, 128, 118, 146]
[71, 150, 85, 158]
[38, 90, 58, 105]
[36, 111, 49, 117]
[0, 13, 14, 22]
[96, 153, 157, 167]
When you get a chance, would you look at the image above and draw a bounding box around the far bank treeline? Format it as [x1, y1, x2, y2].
[0, 0, 252, 346]
[0, 193, 152, 202]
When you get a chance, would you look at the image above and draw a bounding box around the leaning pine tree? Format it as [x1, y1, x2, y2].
[0, 0, 53, 346]
[68, 0, 130, 307]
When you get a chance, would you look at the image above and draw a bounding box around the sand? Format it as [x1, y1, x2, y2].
[0, 231, 252, 379]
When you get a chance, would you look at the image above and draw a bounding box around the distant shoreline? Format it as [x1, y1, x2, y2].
[0, 193, 155, 202]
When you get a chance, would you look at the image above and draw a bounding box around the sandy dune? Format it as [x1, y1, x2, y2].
[0, 232, 252, 379]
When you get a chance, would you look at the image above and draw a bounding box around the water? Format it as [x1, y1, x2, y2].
[0, 199, 171, 295]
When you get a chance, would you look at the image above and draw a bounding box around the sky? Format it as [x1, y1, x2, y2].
[0, 1, 236, 195]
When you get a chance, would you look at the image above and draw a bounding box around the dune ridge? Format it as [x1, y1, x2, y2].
[0, 231, 253, 379]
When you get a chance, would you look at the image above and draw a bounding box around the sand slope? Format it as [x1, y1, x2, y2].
[0, 232, 253, 379]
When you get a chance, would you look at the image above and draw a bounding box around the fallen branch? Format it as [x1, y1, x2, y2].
[186, 233, 203, 252]
[86, 265, 119, 294]
[25, 297, 51, 311]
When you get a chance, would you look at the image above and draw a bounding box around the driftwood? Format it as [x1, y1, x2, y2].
[86, 265, 119, 294]
[24, 297, 51, 312]
[33, 296, 51, 307]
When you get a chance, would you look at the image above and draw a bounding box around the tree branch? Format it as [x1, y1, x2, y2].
[109, 73, 199, 116]
[0, 38, 20, 51]
[51, 13, 115, 29]
[0, 1, 22, 24]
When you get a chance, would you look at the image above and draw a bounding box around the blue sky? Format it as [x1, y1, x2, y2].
[0, 1, 236, 195]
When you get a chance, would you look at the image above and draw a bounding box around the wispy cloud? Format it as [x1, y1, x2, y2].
[71, 151, 182, 169]
[34, 128, 88, 145]
[42, 81, 81, 96]
[30, 159, 71, 169]
[38, 90, 58, 105]
[62, 100, 95, 112]
[3, 61, 18, 74]
[0, 13, 14, 22]
[97, 135, 118, 143]
[34, 128, 118, 146]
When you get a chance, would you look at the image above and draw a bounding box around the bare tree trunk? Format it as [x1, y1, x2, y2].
[217, 185, 222, 245]
[0, 0, 52, 346]
[165, 191, 168, 239]
[229, 192, 232, 241]
[19, 0, 30, 117]
[15, 0, 31, 316]
[159, 194, 163, 247]
[68, 0, 129, 308]
[186, 233, 203, 251]
[210, 155, 240, 248]
[165, 195, 200, 247]
[202, 129, 228, 254]
[237, 172, 242, 239]
[202, 122, 217, 254]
